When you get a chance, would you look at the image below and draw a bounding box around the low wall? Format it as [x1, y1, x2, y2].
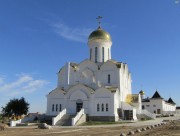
[88, 116, 116, 122]
[10, 119, 21, 127]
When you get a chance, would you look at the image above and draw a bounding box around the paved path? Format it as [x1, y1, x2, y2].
[52, 115, 180, 129]
[11, 115, 180, 129]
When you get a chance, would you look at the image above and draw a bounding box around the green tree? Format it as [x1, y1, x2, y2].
[1, 97, 29, 116]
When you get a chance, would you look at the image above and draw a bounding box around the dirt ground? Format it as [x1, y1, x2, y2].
[0, 120, 180, 136]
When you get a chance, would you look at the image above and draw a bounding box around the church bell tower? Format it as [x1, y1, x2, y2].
[88, 16, 112, 63]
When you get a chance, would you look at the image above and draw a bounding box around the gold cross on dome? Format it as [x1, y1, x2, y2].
[96, 16, 103, 28]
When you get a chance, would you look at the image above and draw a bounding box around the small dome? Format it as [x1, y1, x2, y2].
[139, 90, 145, 95]
[88, 27, 111, 42]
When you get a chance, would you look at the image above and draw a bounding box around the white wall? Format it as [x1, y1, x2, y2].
[142, 99, 176, 114]
[46, 88, 66, 116]
[48, 58, 132, 120]
[142, 99, 163, 114]
[92, 88, 117, 116]
[162, 101, 176, 114]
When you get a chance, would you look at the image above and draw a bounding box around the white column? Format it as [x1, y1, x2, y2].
[66, 62, 70, 85]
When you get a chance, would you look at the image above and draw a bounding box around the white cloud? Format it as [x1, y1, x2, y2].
[0, 74, 48, 95]
[52, 23, 93, 43]
[0, 77, 4, 84]
[0, 74, 6, 85]
[175, 0, 179, 4]
[23, 80, 48, 93]
[0, 74, 32, 92]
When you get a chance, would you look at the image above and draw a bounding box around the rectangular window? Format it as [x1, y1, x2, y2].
[102, 47, 104, 62]
[97, 104, 100, 112]
[102, 104, 104, 112]
[95, 47, 98, 63]
[108, 74, 110, 84]
[146, 105, 150, 107]
[52, 104, 54, 112]
[153, 105, 156, 107]
[106, 104, 108, 111]
[59, 104, 62, 111]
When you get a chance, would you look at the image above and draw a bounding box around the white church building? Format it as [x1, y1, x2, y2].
[46, 21, 141, 124]
[141, 90, 176, 115]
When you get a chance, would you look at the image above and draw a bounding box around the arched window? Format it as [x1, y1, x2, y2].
[108, 48, 110, 59]
[59, 104, 62, 111]
[97, 104, 100, 112]
[102, 47, 104, 62]
[102, 104, 104, 112]
[56, 104, 58, 111]
[52, 104, 54, 112]
[95, 47, 98, 63]
[106, 103, 108, 111]
[108, 74, 110, 84]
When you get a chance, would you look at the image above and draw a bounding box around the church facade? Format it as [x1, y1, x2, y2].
[46, 25, 138, 121]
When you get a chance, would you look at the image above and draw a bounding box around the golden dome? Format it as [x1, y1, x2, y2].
[88, 27, 111, 42]
[139, 90, 145, 95]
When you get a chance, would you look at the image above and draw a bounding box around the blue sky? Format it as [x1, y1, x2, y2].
[0, 0, 180, 113]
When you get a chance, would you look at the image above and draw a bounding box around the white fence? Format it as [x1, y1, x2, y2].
[10, 119, 22, 127]
[72, 108, 84, 126]
[52, 108, 66, 125]
[162, 111, 176, 115]
[10, 114, 45, 127]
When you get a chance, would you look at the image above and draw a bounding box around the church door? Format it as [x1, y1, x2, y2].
[124, 110, 133, 120]
[76, 99, 83, 113]
[157, 109, 161, 114]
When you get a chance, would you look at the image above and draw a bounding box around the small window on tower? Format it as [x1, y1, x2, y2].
[52, 104, 54, 112]
[108, 74, 110, 84]
[90, 48, 92, 60]
[102, 47, 104, 62]
[95, 47, 98, 63]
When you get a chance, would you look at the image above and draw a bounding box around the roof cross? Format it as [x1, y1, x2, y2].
[96, 16, 103, 28]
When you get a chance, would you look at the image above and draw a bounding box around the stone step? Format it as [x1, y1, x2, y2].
[137, 114, 152, 120]
[56, 114, 75, 126]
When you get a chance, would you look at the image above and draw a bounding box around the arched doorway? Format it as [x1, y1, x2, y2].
[76, 99, 83, 113]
